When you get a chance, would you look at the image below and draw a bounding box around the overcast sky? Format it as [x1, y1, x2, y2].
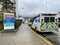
[17, 0, 60, 17]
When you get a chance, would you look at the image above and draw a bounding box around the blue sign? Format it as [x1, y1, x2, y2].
[4, 13, 14, 30]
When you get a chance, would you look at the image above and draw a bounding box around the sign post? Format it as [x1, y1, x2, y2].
[4, 13, 14, 30]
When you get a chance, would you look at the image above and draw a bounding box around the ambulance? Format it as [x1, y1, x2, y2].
[31, 13, 59, 32]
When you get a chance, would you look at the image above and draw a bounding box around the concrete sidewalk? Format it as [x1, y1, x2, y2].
[0, 24, 50, 45]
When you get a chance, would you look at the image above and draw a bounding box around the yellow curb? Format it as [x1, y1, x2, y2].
[31, 30, 53, 45]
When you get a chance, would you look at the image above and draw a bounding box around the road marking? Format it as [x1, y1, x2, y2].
[45, 36, 60, 38]
[31, 30, 53, 45]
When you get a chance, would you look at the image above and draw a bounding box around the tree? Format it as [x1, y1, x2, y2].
[1, 0, 14, 12]
[0, 0, 14, 22]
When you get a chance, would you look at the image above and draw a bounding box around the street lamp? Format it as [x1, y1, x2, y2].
[18, 7, 24, 17]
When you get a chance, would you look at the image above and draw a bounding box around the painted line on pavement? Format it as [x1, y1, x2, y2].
[45, 36, 59, 38]
[31, 29, 53, 45]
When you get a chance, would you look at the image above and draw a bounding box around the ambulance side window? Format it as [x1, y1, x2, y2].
[38, 19, 40, 22]
[35, 20, 37, 22]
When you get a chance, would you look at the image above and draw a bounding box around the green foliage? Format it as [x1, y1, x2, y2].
[2, 0, 13, 9]
[0, 21, 3, 30]
[15, 20, 22, 29]
[0, 0, 15, 30]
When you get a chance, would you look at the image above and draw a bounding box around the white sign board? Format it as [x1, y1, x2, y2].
[4, 13, 14, 30]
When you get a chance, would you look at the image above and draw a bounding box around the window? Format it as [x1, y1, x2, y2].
[44, 17, 49, 22]
[58, 18, 60, 22]
[38, 19, 40, 22]
[35, 20, 37, 22]
[50, 17, 55, 22]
